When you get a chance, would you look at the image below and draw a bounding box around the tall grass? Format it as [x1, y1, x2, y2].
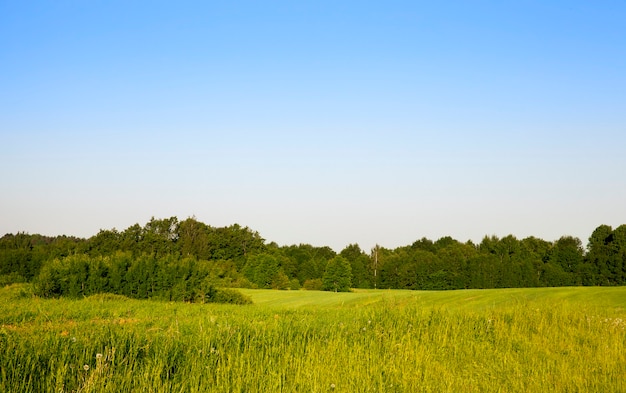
[1, 284, 625, 392]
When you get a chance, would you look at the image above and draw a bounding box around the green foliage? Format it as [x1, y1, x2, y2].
[0, 233, 85, 281]
[4, 220, 626, 295]
[205, 287, 253, 305]
[322, 256, 352, 292]
[244, 253, 280, 288]
[339, 244, 371, 288]
[206, 224, 265, 263]
[32, 252, 247, 304]
[282, 243, 335, 284]
[289, 278, 301, 290]
[586, 224, 626, 286]
[303, 278, 323, 290]
[0, 272, 26, 287]
[177, 217, 212, 259]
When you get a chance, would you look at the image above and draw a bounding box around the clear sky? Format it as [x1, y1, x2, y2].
[1, 1, 625, 251]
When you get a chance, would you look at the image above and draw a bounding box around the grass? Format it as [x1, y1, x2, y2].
[1, 284, 625, 392]
[241, 286, 626, 310]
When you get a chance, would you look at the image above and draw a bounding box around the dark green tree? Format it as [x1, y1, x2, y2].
[120, 224, 142, 254]
[546, 236, 584, 285]
[244, 253, 280, 289]
[322, 256, 352, 292]
[611, 225, 626, 284]
[178, 217, 211, 259]
[520, 236, 551, 286]
[87, 229, 121, 256]
[339, 244, 370, 288]
[436, 241, 477, 289]
[207, 224, 265, 265]
[282, 244, 335, 284]
[586, 224, 614, 285]
[410, 237, 436, 253]
[141, 216, 179, 257]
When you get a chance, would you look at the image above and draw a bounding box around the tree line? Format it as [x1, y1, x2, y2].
[1, 217, 625, 299]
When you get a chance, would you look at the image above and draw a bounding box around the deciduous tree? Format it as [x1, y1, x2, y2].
[322, 256, 352, 292]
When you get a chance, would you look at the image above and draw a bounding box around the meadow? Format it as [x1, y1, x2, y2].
[1, 284, 625, 392]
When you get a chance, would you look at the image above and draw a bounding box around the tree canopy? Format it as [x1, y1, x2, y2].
[322, 256, 353, 292]
[2, 218, 626, 298]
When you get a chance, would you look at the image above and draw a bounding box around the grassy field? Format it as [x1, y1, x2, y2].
[1, 284, 625, 392]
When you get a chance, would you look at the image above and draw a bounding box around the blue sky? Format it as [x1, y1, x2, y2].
[2, 1, 625, 251]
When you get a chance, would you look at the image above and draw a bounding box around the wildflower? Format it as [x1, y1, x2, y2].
[83, 365, 90, 371]
[330, 383, 336, 389]
[96, 353, 103, 360]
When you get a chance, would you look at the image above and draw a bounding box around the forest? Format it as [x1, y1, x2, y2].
[1, 217, 625, 300]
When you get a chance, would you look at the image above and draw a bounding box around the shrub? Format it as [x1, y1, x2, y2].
[289, 278, 301, 290]
[232, 277, 256, 289]
[271, 271, 290, 290]
[206, 287, 253, 305]
[0, 273, 26, 287]
[303, 278, 323, 291]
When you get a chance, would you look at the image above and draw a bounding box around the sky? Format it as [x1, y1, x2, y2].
[1, 1, 625, 251]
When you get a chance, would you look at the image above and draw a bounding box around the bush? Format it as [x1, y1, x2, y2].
[303, 279, 323, 291]
[206, 287, 253, 305]
[289, 278, 301, 290]
[0, 273, 26, 287]
[232, 277, 256, 289]
[271, 271, 290, 290]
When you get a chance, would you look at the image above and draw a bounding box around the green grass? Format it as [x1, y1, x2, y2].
[1, 284, 625, 392]
[241, 286, 626, 310]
